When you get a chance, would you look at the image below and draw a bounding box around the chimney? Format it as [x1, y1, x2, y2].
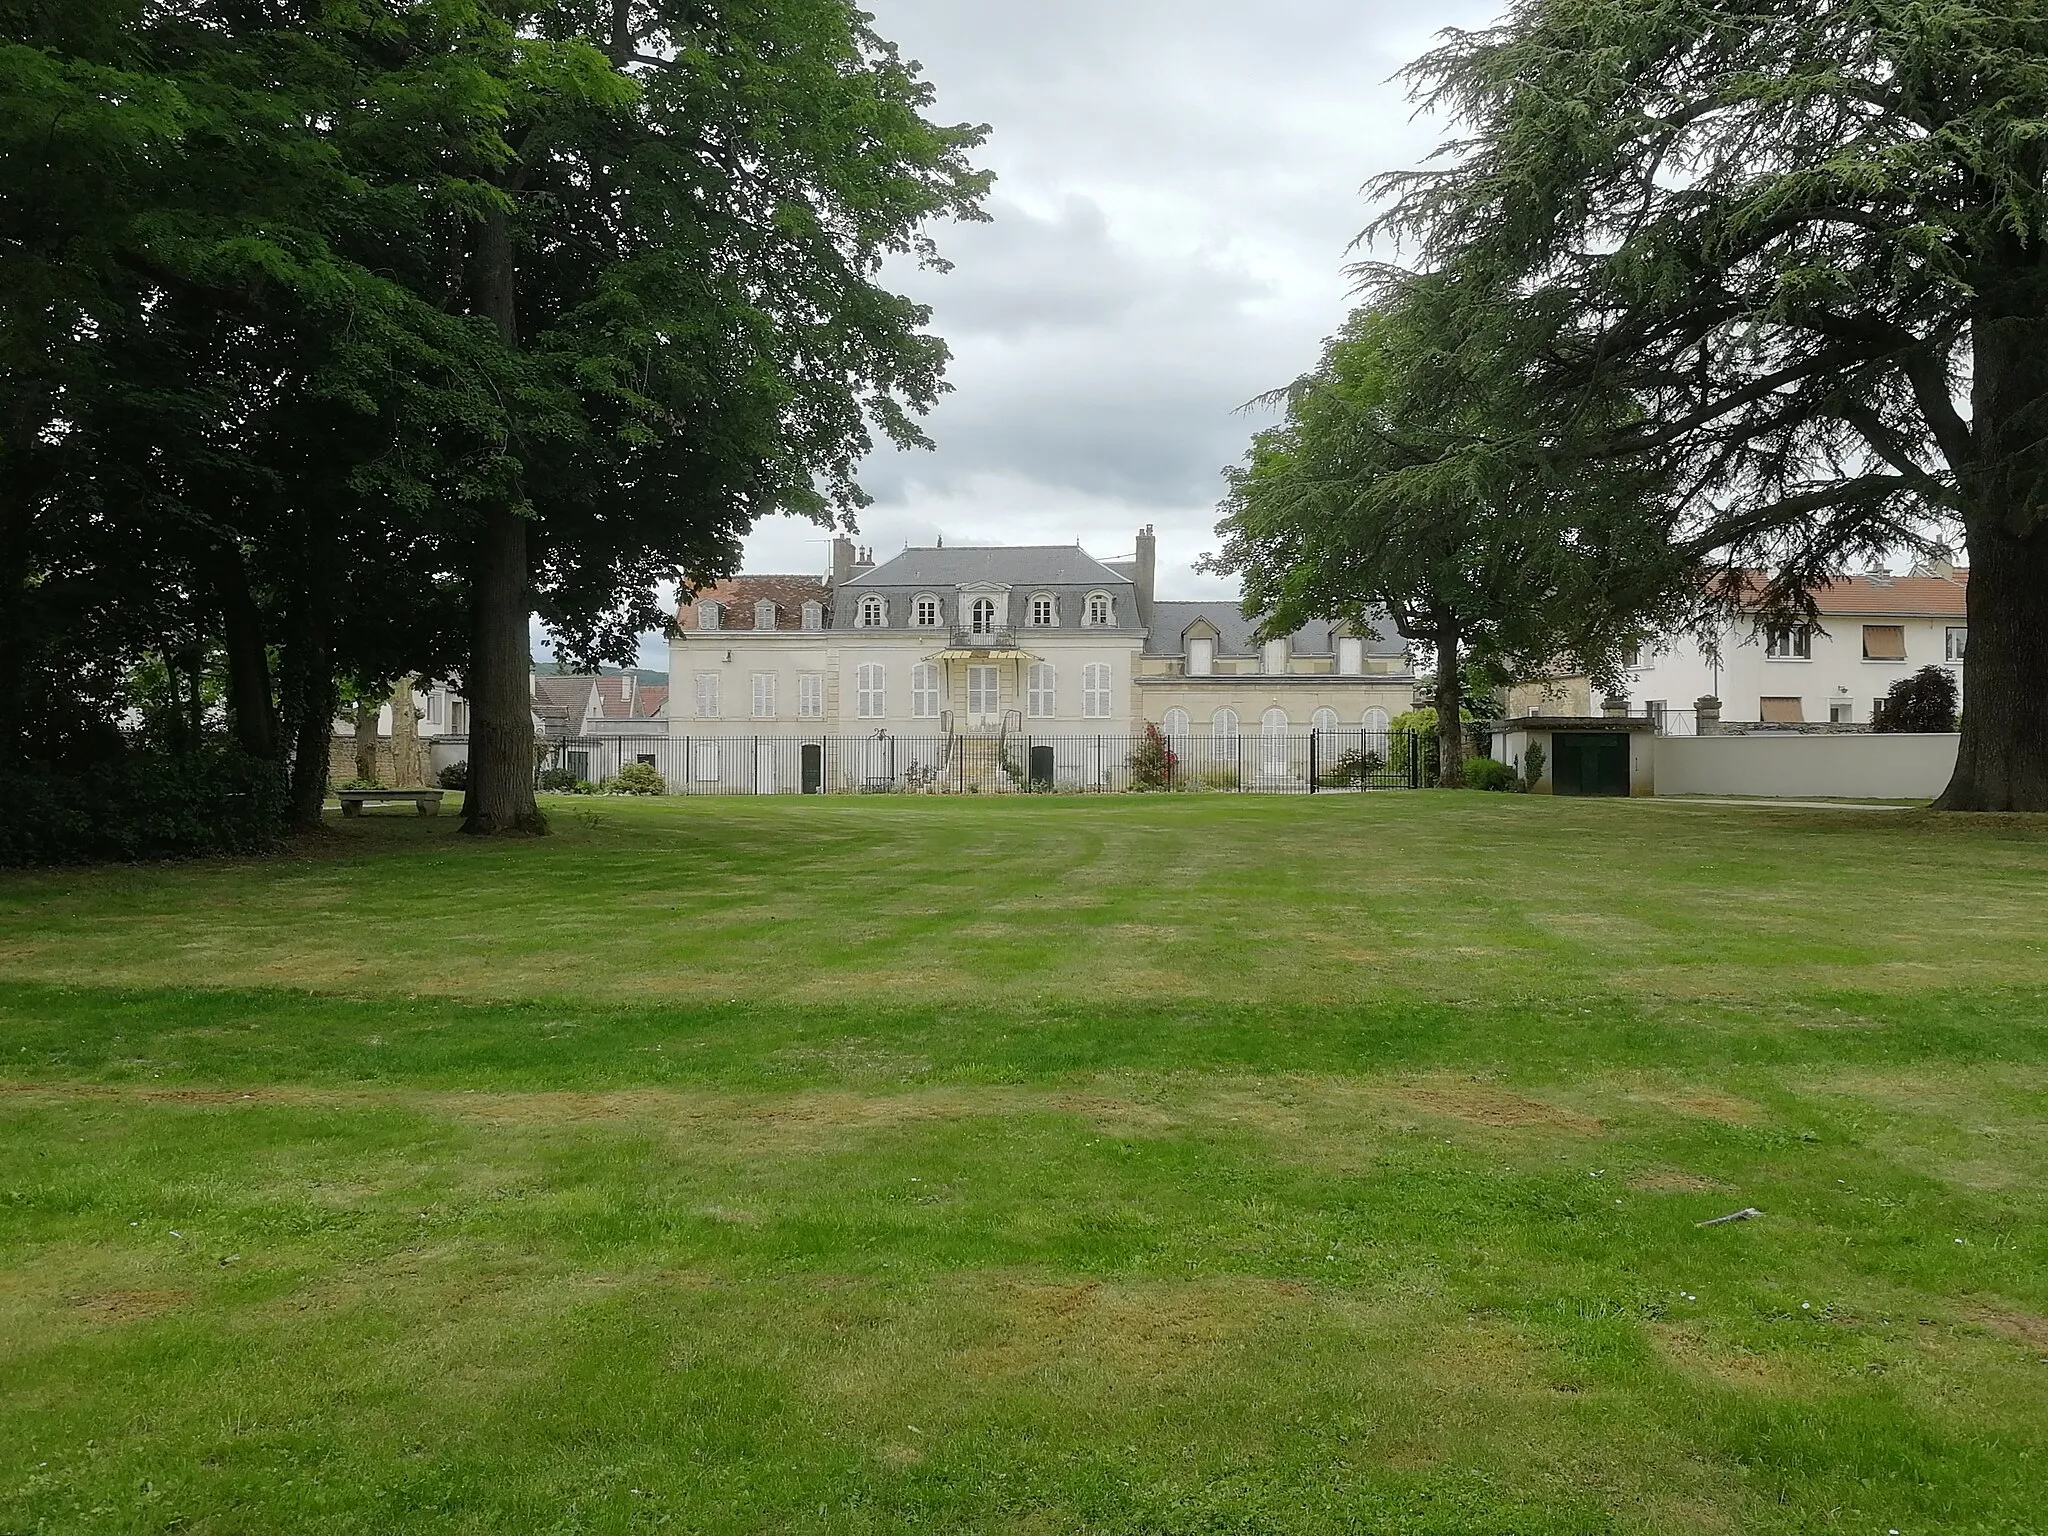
[854, 545, 875, 573]
[830, 535, 855, 588]
[1133, 524, 1156, 627]
[621, 672, 635, 716]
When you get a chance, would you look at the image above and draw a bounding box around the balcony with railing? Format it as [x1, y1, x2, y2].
[948, 626, 1019, 651]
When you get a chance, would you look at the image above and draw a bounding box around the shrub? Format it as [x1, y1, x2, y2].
[1199, 762, 1241, 791]
[0, 749, 288, 867]
[1873, 666, 1959, 733]
[1463, 756, 1519, 792]
[1127, 723, 1179, 791]
[437, 760, 468, 791]
[1521, 742, 1547, 792]
[1318, 747, 1387, 788]
[338, 776, 384, 791]
[606, 761, 666, 795]
[536, 766, 583, 793]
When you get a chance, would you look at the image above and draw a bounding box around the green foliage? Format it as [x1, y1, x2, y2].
[537, 767, 585, 793]
[1463, 756, 1519, 792]
[0, 749, 286, 866]
[437, 761, 469, 791]
[1874, 667, 1960, 734]
[1521, 742, 1547, 791]
[1317, 747, 1386, 788]
[1126, 723, 1179, 791]
[605, 761, 666, 796]
[1372, 0, 2048, 805]
[338, 778, 385, 792]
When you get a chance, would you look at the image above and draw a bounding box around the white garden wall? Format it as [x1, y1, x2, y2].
[1652, 733, 1958, 801]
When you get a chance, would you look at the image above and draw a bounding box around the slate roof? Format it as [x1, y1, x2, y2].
[846, 545, 1136, 591]
[677, 575, 831, 630]
[1143, 601, 1410, 661]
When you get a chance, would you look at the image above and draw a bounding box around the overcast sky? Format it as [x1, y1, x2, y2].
[596, 0, 1502, 668]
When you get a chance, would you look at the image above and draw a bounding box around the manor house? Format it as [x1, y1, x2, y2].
[665, 529, 1412, 788]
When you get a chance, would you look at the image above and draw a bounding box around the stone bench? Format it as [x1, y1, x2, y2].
[337, 788, 445, 818]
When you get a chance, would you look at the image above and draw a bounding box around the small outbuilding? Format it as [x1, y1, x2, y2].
[1492, 716, 1657, 797]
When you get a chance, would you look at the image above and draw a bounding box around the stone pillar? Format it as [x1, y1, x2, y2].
[1601, 693, 1629, 719]
[1694, 695, 1722, 736]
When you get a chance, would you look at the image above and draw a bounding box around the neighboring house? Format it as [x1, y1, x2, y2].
[1507, 563, 1969, 729]
[662, 528, 1415, 788]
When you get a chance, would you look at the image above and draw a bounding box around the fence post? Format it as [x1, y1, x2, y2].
[1309, 730, 1317, 793]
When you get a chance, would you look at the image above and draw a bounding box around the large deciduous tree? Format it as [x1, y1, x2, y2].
[1379, 0, 2048, 809]
[1213, 274, 1685, 786]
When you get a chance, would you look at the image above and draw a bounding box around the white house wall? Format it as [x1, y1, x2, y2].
[1626, 617, 1964, 726]
[1653, 733, 1959, 799]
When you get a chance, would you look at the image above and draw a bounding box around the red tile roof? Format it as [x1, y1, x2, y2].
[1808, 571, 1968, 618]
[678, 576, 830, 631]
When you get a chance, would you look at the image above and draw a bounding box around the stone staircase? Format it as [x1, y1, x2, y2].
[949, 728, 1015, 792]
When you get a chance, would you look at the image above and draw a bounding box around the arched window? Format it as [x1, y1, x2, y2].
[970, 596, 997, 634]
[1363, 706, 1390, 738]
[1162, 707, 1189, 740]
[754, 599, 778, 630]
[858, 595, 887, 628]
[1261, 707, 1290, 774]
[1212, 708, 1239, 742]
[696, 600, 721, 631]
[1082, 663, 1112, 718]
[910, 663, 940, 718]
[1029, 593, 1056, 626]
[914, 594, 941, 627]
[856, 663, 885, 717]
[1027, 662, 1055, 718]
[1312, 707, 1339, 736]
[1085, 592, 1113, 626]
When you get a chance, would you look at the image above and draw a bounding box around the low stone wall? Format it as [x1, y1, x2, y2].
[1653, 733, 1958, 800]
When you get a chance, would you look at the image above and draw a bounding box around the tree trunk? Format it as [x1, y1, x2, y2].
[278, 529, 338, 832]
[1935, 520, 2048, 810]
[354, 698, 381, 784]
[1938, 272, 2048, 810]
[1434, 617, 1465, 788]
[461, 198, 544, 836]
[208, 544, 278, 760]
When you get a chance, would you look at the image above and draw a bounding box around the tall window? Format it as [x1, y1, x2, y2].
[1027, 662, 1056, 718]
[967, 665, 999, 715]
[1085, 592, 1113, 626]
[696, 600, 721, 631]
[801, 601, 824, 631]
[970, 596, 997, 634]
[1863, 624, 1907, 661]
[451, 698, 469, 735]
[1946, 626, 1968, 662]
[750, 672, 776, 719]
[754, 600, 778, 630]
[798, 672, 823, 720]
[1082, 663, 1112, 718]
[911, 663, 941, 718]
[856, 663, 885, 718]
[1263, 637, 1288, 674]
[1030, 593, 1056, 626]
[1187, 637, 1214, 676]
[1261, 708, 1290, 773]
[1212, 707, 1239, 742]
[694, 672, 720, 719]
[1363, 706, 1390, 737]
[1162, 707, 1189, 740]
[1312, 707, 1338, 736]
[914, 595, 941, 627]
[1337, 637, 1364, 676]
[1764, 625, 1811, 659]
[859, 595, 886, 628]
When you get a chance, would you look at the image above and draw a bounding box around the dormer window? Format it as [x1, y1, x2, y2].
[1030, 593, 1056, 626]
[696, 600, 721, 631]
[1084, 592, 1113, 627]
[754, 599, 778, 630]
[970, 596, 997, 635]
[859, 595, 887, 628]
[801, 601, 824, 631]
[1263, 637, 1288, 675]
[914, 594, 942, 627]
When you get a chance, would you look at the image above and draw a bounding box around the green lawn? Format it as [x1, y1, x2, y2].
[2, 794, 2044, 1534]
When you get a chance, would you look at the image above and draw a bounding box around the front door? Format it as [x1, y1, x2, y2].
[800, 743, 823, 794]
[967, 665, 1001, 726]
[756, 740, 778, 795]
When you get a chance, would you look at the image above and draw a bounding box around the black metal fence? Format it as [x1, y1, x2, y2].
[519, 730, 1427, 795]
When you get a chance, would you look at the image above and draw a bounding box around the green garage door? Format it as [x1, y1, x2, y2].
[1552, 732, 1631, 797]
